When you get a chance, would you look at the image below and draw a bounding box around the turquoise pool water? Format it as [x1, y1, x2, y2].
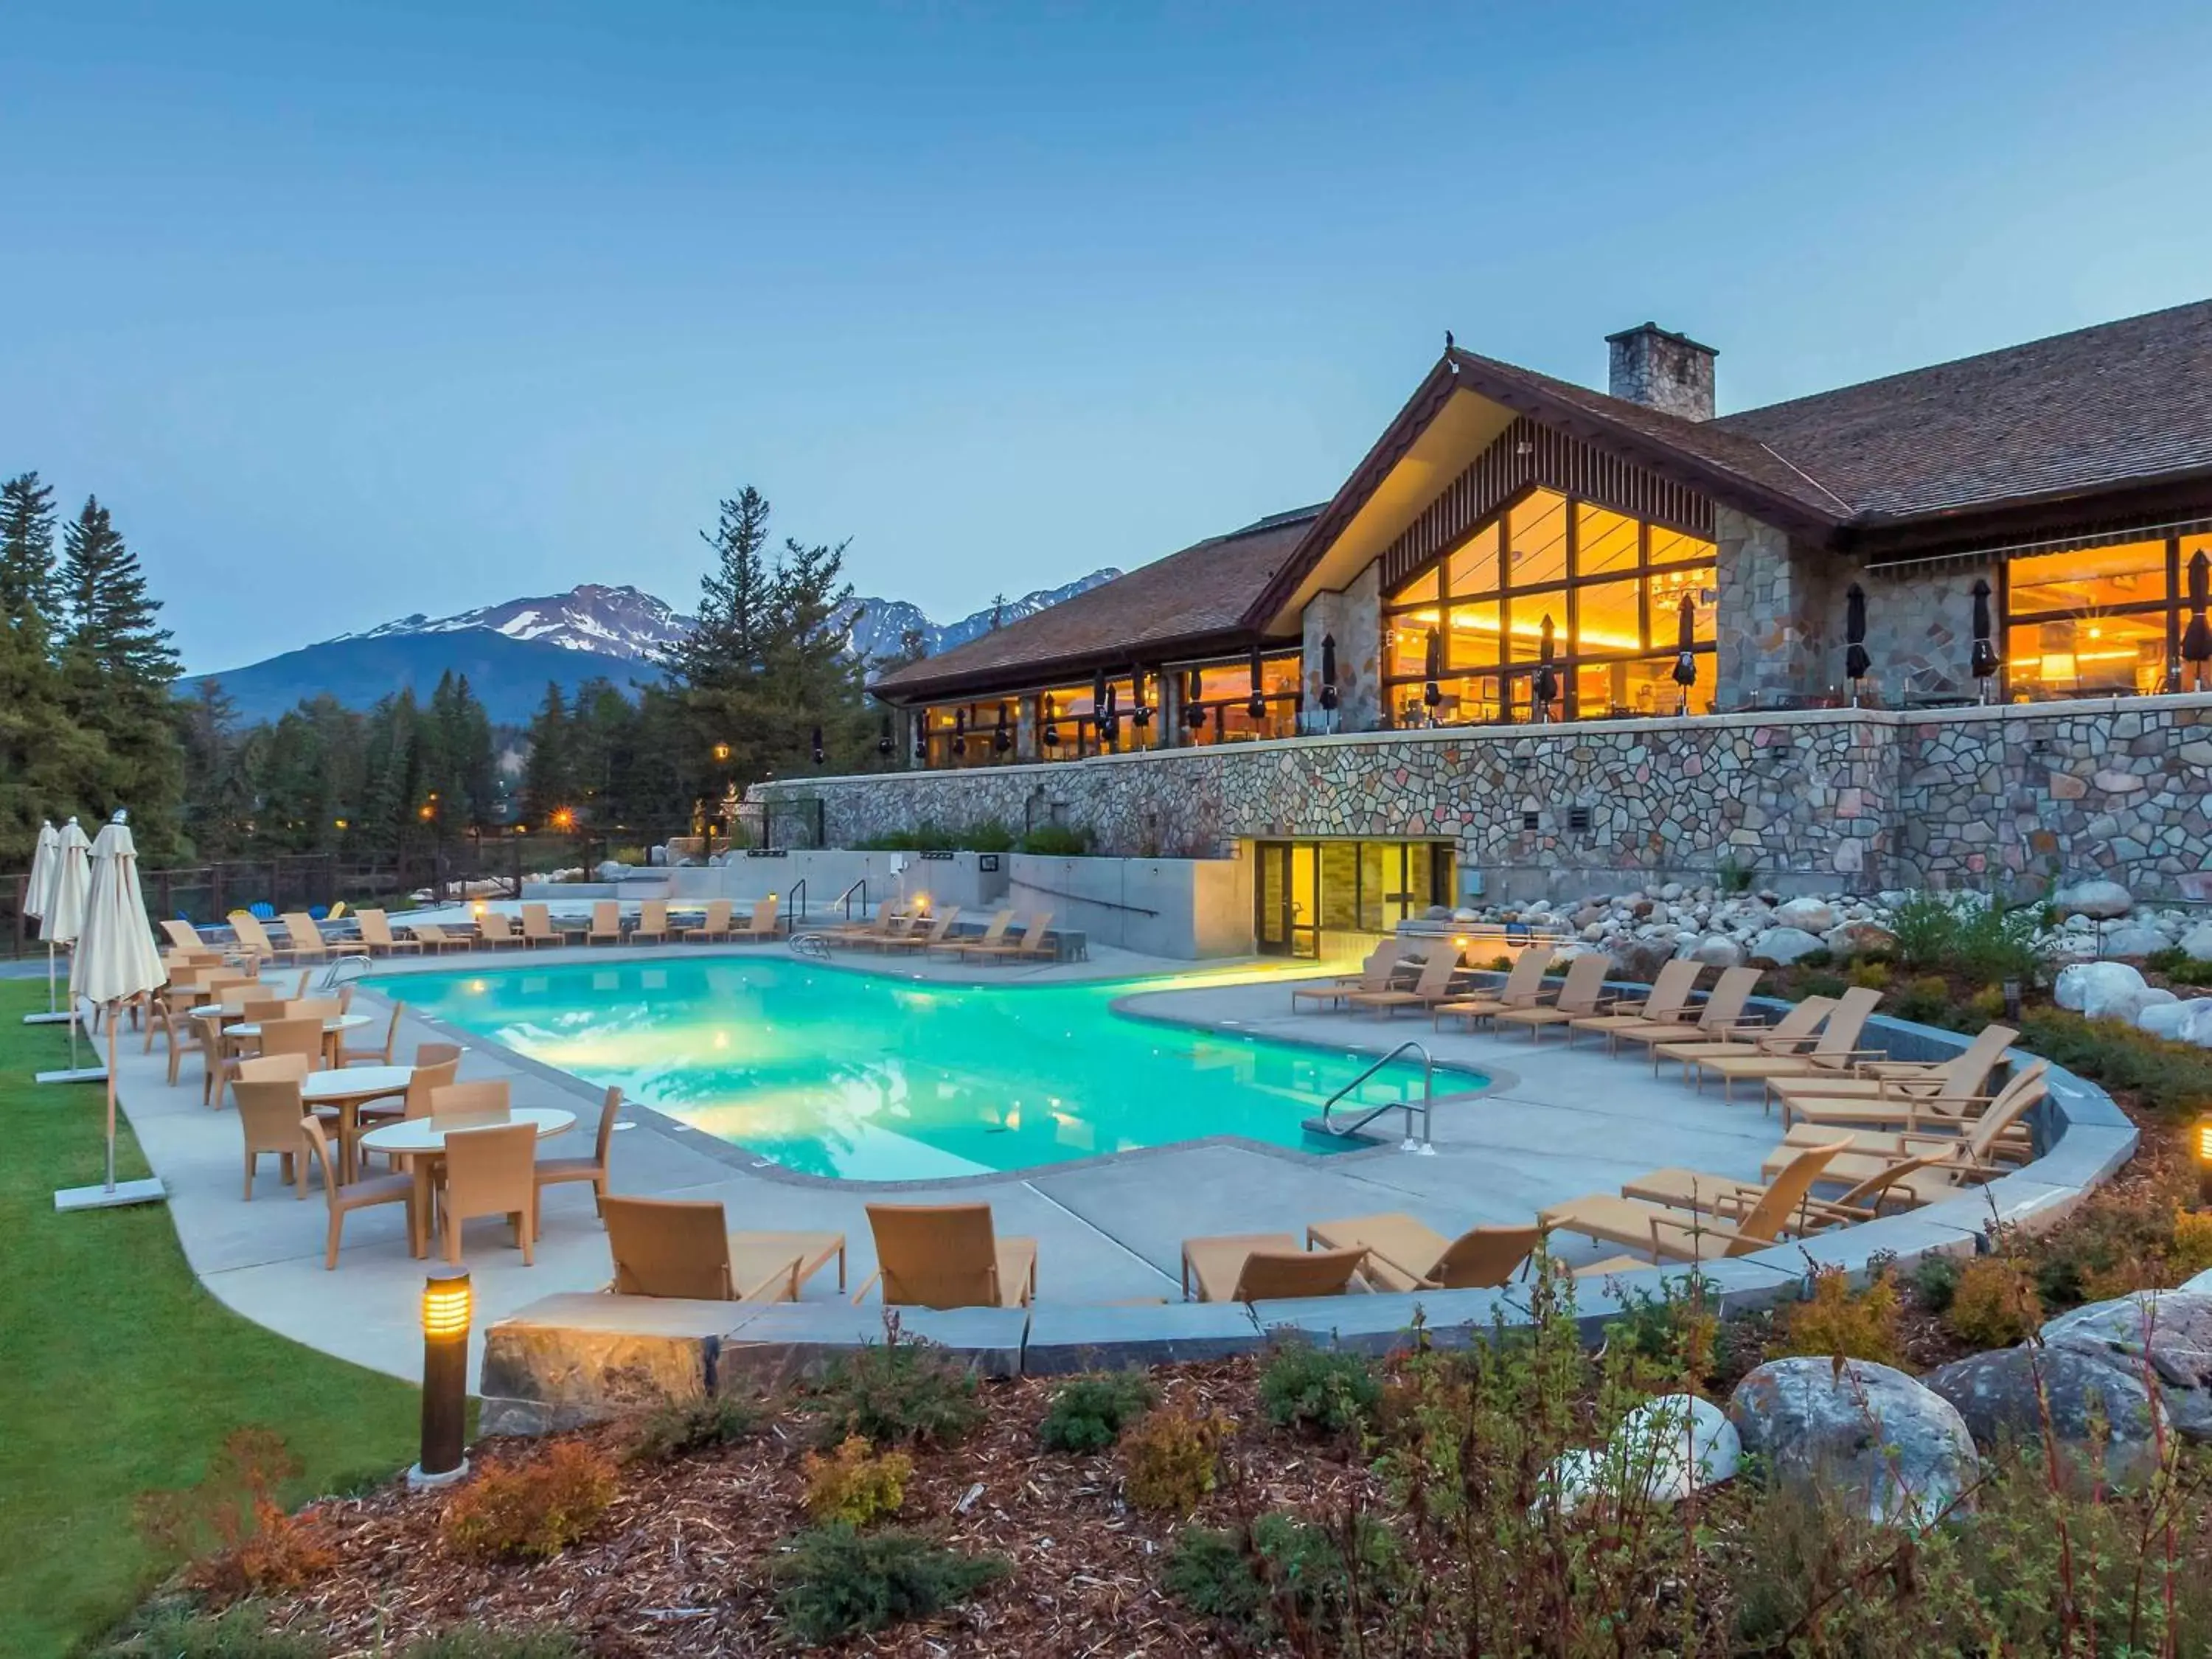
[384, 959, 1484, 1179]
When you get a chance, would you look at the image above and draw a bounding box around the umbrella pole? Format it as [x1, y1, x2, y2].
[104, 1009, 117, 1193]
[46, 942, 55, 1014]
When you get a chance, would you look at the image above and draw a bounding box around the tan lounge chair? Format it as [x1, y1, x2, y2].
[1494, 950, 1614, 1041]
[520, 902, 568, 948]
[882, 907, 961, 953]
[406, 922, 470, 954]
[1767, 1022, 2017, 1116]
[161, 918, 206, 952]
[630, 901, 670, 945]
[682, 900, 735, 942]
[855, 1202, 1036, 1308]
[1303, 1216, 1539, 1293]
[605, 1194, 845, 1302]
[1688, 986, 1886, 1102]
[824, 906, 905, 947]
[1652, 994, 1833, 1076]
[1610, 965, 1764, 1054]
[963, 912, 1057, 964]
[734, 893, 781, 942]
[587, 900, 622, 945]
[1540, 1140, 1855, 1265]
[1430, 945, 1554, 1029]
[1765, 1062, 2049, 1198]
[1781, 1051, 2045, 1147]
[1291, 941, 1405, 1012]
[279, 912, 330, 962]
[475, 910, 526, 948]
[355, 909, 421, 956]
[1630, 1148, 1961, 1226]
[1180, 1233, 1371, 1303]
[299, 1117, 418, 1270]
[1566, 958, 1704, 1050]
[1351, 947, 1461, 1018]
[933, 909, 1012, 958]
[226, 911, 279, 961]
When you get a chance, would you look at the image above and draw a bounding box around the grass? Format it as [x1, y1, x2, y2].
[0, 979, 420, 1658]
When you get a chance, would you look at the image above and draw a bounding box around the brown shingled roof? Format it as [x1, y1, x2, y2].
[868, 506, 1320, 699]
[1715, 297, 2212, 521]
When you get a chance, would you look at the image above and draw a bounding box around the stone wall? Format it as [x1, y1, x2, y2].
[1715, 507, 1832, 709]
[754, 692, 2212, 904]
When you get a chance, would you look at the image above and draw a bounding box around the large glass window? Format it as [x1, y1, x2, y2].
[1034, 675, 1148, 760]
[1384, 486, 1717, 724]
[1176, 650, 1301, 745]
[2003, 538, 2183, 700]
[919, 699, 1018, 768]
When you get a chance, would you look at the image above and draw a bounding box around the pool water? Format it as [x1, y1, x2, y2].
[385, 959, 1484, 1179]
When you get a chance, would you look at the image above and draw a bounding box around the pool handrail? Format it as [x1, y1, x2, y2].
[1319, 1039, 1435, 1152]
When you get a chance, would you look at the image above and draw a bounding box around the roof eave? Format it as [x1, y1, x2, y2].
[865, 623, 1299, 704]
[1843, 465, 2212, 563]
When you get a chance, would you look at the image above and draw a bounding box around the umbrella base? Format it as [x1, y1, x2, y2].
[54, 1176, 166, 1211]
[21, 1011, 74, 1025]
[35, 1065, 108, 1085]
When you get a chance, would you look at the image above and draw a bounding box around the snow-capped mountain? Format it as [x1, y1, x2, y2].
[335, 584, 694, 662]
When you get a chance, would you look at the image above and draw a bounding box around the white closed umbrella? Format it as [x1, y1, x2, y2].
[55, 813, 168, 1210]
[34, 818, 97, 1072]
[21, 821, 66, 1023]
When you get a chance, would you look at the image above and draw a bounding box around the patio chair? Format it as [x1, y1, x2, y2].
[603, 1194, 846, 1301]
[881, 906, 961, 953]
[734, 893, 781, 942]
[438, 1121, 539, 1265]
[298, 1118, 418, 1270]
[630, 901, 671, 945]
[1651, 993, 1832, 1075]
[160, 918, 205, 952]
[1687, 986, 1887, 1101]
[1429, 945, 1553, 1029]
[406, 922, 470, 953]
[235, 1060, 314, 1200]
[475, 910, 526, 948]
[1780, 1048, 2045, 1140]
[257, 1015, 328, 1072]
[1630, 1147, 1961, 1227]
[1291, 939, 1406, 1012]
[1494, 950, 1615, 1041]
[534, 1085, 622, 1217]
[933, 909, 1011, 958]
[1340, 947, 1458, 1019]
[681, 899, 735, 942]
[226, 911, 279, 961]
[1765, 1062, 2051, 1197]
[1607, 965, 1764, 1054]
[588, 900, 622, 945]
[1767, 1023, 2018, 1114]
[354, 1051, 462, 1167]
[520, 902, 566, 948]
[279, 912, 331, 963]
[354, 909, 421, 956]
[961, 911, 1056, 964]
[1565, 959, 1703, 1050]
[1302, 1215, 1540, 1293]
[854, 1202, 1037, 1309]
[150, 997, 209, 1086]
[1179, 1233, 1371, 1302]
[1540, 1139, 1854, 1266]
[429, 1079, 512, 1127]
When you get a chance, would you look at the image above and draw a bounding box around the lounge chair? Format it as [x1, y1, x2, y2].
[1608, 965, 1764, 1054]
[1350, 947, 1461, 1018]
[681, 900, 735, 942]
[587, 900, 622, 945]
[298, 1118, 418, 1270]
[1429, 945, 1554, 1029]
[1629, 1147, 1961, 1226]
[824, 907, 906, 947]
[854, 1202, 1036, 1308]
[1565, 959, 1703, 1050]
[1651, 994, 1833, 1073]
[226, 911, 280, 962]
[1180, 1233, 1371, 1302]
[933, 909, 1012, 958]
[605, 1194, 846, 1302]
[1765, 1062, 2050, 1198]
[1767, 1022, 2017, 1115]
[1302, 1216, 1540, 1293]
[630, 901, 670, 945]
[353, 910, 420, 955]
[279, 912, 331, 963]
[734, 893, 780, 942]
[1540, 1140, 1855, 1265]
[1687, 986, 1886, 1102]
[161, 918, 206, 952]
[962, 912, 1057, 964]
[1779, 1054, 2045, 1149]
[1291, 941, 1405, 1012]
[881, 906, 961, 953]
[475, 910, 526, 948]
[406, 922, 471, 953]
[1493, 950, 1614, 1041]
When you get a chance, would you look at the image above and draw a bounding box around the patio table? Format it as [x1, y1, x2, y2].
[358, 1106, 577, 1258]
[299, 1065, 414, 1183]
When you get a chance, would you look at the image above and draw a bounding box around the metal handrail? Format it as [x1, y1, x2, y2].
[1318, 1039, 1434, 1150]
[786, 877, 807, 922]
[788, 932, 830, 959]
[834, 877, 866, 919]
[317, 954, 375, 992]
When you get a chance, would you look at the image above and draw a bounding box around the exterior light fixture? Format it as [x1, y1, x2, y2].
[914, 892, 931, 915]
[2003, 978, 2023, 1022]
[2194, 1114, 2212, 1206]
[411, 1266, 472, 1489]
[712, 742, 732, 763]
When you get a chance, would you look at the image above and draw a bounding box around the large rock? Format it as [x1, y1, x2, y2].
[1826, 920, 1900, 959]
[1747, 926, 1828, 967]
[2054, 961, 2149, 1020]
[594, 860, 628, 880]
[1613, 937, 1680, 988]
[1728, 1357, 1978, 1526]
[2098, 923, 2172, 960]
[1772, 897, 1838, 933]
[2137, 997, 2212, 1040]
[1924, 1346, 2168, 1489]
[2041, 1292, 2212, 1443]
[1688, 934, 1745, 968]
[2053, 879, 2135, 919]
[1548, 1394, 1740, 1513]
[2175, 922, 2212, 962]
[2183, 1269, 2212, 1295]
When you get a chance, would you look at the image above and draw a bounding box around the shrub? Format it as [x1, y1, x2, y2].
[1772, 1265, 1905, 1367]
[2144, 946, 2212, 987]
[2017, 1006, 2212, 1118]
[133, 1428, 336, 1601]
[2030, 1164, 2212, 1303]
[1037, 1371, 1156, 1453]
[1016, 823, 1091, 856]
[1258, 1340, 1382, 1439]
[802, 1335, 985, 1450]
[1121, 1406, 1228, 1512]
[1162, 1513, 1404, 1640]
[1716, 854, 1756, 894]
[1795, 946, 1834, 970]
[1967, 981, 2009, 1021]
[1604, 1272, 1719, 1379]
[802, 1436, 913, 1526]
[96, 1605, 324, 1658]
[1910, 1253, 1963, 1314]
[1847, 959, 1893, 990]
[773, 1525, 1007, 1645]
[625, 1394, 759, 1463]
[2174, 1206, 2212, 1277]
[1893, 973, 1959, 1027]
[441, 1441, 619, 1559]
[398, 1628, 586, 1659]
[1889, 888, 2046, 987]
[1797, 970, 1848, 1001]
[1946, 1256, 2044, 1348]
[1160, 1526, 1269, 1631]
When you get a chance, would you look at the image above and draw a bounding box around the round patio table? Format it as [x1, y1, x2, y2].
[226, 1010, 373, 1069]
[299, 1065, 414, 1183]
[358, 1107, 578, 1259]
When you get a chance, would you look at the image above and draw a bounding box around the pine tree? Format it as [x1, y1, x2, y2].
[667, 486, 775, 693]
[0, 470, 97, 859]
[178, 678, 253, 857]
[520, 682, 574, 829]
[0, 472, 59, 641]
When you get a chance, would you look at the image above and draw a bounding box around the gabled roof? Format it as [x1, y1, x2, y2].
[868, 506, 1321, 700]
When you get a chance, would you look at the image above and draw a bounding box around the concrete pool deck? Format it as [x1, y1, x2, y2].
[94, 939, 2134, 1389]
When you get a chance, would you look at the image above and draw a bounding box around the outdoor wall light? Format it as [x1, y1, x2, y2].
[411, 1266, 473, 1489]
[2195, 1114, 2212, 1206]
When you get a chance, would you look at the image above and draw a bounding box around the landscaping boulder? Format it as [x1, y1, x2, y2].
[2180, 1002, 2212, 1048]
[2136, 997, 2212, 1040]
[2176, 921, 2212, 961]
[2040, 1292, 2212, 1443]
[1772, 897, 1838, 933]
[2098, 922, 2172, 960]
[1728, 1357, 1978, 1526]
[2052, 879, 2134, 919]
[1747, 926, 1826, 967]
[1924, 1346, 2168, 1489]
[2054, 961, 2149, 1020]
[1613, 937, 1679, 988]
[2182, 1268, 2212, 1295]
[1689, 934, 1744, 968]
[594, 859, 627, 880]
[1548, 1394, 1740, 1514]
[1826, 920, 1900, 959]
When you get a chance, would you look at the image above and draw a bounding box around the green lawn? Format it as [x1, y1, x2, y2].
[0, 979, 420, 1658]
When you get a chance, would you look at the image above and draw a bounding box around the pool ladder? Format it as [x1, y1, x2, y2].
[317, 954, 375, 993]
[1318, 1040, 1436, 1154]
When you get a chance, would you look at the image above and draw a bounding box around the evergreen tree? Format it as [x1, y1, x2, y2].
[520, 682, 574, 829]
[0, 470, 97, 860]
[178, 678, 253, 858]
[0, 472, 59, 640]
[666, 486, 774, 692]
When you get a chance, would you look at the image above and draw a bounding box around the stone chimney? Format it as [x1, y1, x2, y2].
[1605, 323, 1717, 422]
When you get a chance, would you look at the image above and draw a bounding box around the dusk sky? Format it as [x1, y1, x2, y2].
[6, 1, 2208, 674]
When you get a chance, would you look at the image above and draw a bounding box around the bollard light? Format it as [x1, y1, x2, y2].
[2003, 978, 2023, 1022]
[2194, 1114, 2212, 1208]
[410, 1266, 473, 1489]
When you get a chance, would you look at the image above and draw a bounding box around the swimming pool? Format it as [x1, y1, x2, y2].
[384, 959, 1485, 1180]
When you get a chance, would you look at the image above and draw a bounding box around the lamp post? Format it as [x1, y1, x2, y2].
[410, 1266, 472, 1489]
[2194, 1113, 2212, 1208]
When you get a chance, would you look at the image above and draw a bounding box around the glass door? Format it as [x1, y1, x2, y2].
[1255, 841, 1289, 953]
[1289, 842, 1320, 959]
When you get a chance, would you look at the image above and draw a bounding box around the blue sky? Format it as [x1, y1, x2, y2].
[5, 1, 2208, 673]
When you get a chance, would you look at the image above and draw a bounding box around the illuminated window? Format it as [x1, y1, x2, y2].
[2003, 536, 2183, 701]
[1178, 651, 1301, 744]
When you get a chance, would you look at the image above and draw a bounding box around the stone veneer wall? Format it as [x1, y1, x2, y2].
[1714, 507, 1832, 710]
[755, 692, 2212, 903]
